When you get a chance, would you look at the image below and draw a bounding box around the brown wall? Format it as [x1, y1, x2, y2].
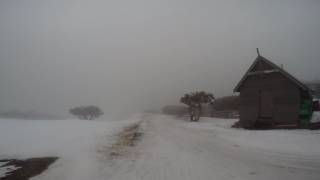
[239, 72, 300, 127]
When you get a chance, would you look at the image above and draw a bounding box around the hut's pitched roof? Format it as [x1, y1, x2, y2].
[233, 55, 311, 92]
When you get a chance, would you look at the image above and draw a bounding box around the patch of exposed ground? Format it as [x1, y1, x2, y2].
[0, 157, 58, 180]
[108, 122, 143, 158]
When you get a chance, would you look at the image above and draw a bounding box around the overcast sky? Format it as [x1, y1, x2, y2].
[0, 0, 320, 118]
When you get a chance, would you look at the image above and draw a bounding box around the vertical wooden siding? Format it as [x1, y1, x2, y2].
[239, 72, 300, 126]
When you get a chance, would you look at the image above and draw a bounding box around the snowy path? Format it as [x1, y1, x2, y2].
[107, 114, 320, 180]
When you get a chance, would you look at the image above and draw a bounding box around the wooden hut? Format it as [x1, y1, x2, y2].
[234, 49, 312, 128]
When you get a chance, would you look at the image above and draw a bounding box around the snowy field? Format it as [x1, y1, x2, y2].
[1, 114, 320, 180]
[0, 116, 141, 179]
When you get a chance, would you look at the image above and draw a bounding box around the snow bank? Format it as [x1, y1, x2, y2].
[186, 118, 320, 157]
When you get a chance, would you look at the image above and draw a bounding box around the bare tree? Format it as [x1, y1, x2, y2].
[180, 91, 215, 121]
[69, 106, 103, 120]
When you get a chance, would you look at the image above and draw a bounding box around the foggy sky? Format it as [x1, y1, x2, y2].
[1, 0, 320, 119]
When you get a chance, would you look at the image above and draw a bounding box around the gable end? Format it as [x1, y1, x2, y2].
[234, 55, 311, 93]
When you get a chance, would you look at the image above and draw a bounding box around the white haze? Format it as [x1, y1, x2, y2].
[0, 0, 320, 118]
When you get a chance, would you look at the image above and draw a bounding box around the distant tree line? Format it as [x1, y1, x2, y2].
[305, 81, 320, 98]
[69, 105, 103, 120]
[162, 105, 188, 116]
[211, 95, 240, 111]
[0, 110, 63, 120]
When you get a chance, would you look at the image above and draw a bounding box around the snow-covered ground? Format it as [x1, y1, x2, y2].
[1, 114, 320, 180]
[186, 117, 320, 157]
[0, 116, 141, 179]
[105, 114, 320, 180]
